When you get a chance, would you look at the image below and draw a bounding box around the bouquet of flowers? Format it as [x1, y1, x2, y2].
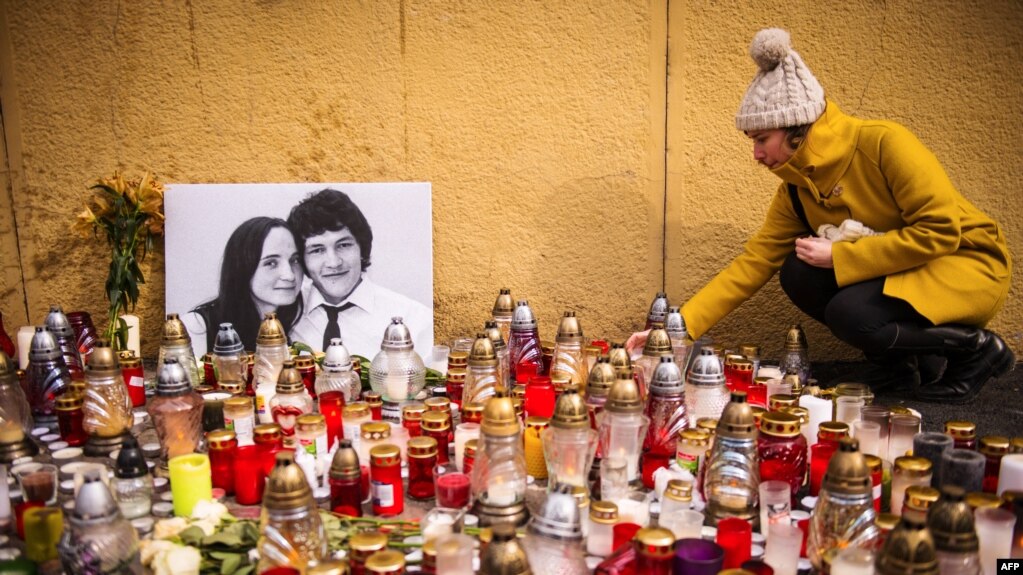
[74, 171, 164, 349]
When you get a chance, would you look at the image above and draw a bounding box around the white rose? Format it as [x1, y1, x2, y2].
[139, 539, 178, 566]
[153, 517, 190, 540]
[153, 545, 202, 575]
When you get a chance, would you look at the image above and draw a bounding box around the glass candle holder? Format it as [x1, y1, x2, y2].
[889, 414, 921, 460]
[975, 507, 1015, 575]
[758, 411, 807, 499]
[851, 420, 881, 458]
[913, 432, 953, 488]
[600, 455, 630, 502]
[717, 517, 752, 568]
[673, 538, 725, 575]
[207, 430, 237, 495]
[15, 463, 58, 505]
[860, 406, 891, 461]
[234, 445, 266, 505]
[834, 397, 863, 426]
[830, 548, 875, 575]
[809, 443, 837, 496]
[891, 456, 932, 517]
[661, 508, 704, 540]
[587, 500, 619, 557]
[421, 507, 463, 543]
[765, 380, 792, 407]
[763, 522, 802, 575]
[997, 454, 1023, 495]
[434, 463, 470, 509]
[980, 436, 1010, 494]
[759, 481, 792, 539]
[435, 533, 473, 574]
[407, 437, 437, 500]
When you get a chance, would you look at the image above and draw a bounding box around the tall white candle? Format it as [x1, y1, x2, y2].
[998, 454, 1023, 495]
[454, 422, 480, 472]
[121, 314, 141, 358]
[799, 395, 832, 447]
[17, 326, 34, 369]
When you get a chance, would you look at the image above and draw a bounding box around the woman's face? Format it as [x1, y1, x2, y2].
[748, 129, 793, 169]
[250, 226, 302, 310]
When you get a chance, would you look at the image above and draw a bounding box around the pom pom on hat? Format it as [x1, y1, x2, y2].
[735, 28, 826, 132]
[750, 28, 791, 71]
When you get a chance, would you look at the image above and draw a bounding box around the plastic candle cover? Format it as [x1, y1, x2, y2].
[168, 453, 212, 517]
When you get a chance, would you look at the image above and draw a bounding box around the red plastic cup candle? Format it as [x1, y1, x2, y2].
[809, 443, 837, 496]
[717, 517, 753, 569]
[434, 463, 470, 508]
[318, 390, 345, 450]
[523, 375, 556, 419]
[233, 445, 266, 505]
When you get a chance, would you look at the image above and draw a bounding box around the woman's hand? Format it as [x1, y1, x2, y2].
[795, 236, 834, 268]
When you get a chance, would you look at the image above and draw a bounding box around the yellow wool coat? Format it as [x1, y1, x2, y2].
[681, 101, 1011, 340]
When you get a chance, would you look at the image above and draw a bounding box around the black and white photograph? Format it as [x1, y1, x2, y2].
[165, 183, 433, 360]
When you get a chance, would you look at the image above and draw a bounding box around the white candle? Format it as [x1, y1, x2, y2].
[487, 481, 517, 506]
[998, 454, 1023, 495]
[0, 465, 10, 525]
[454, 423, 480, 472]
[17, 326, 34, 370]
[121, 314, 141, 358]
[829, 547, 875, 575]
[976, 507, 1016, 575]
[384, 375, 407, 402]
[799, 395, 832, 447]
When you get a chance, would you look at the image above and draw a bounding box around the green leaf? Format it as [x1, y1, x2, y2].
[202, 530, 243, 547]
[178, 525, 206, 546]
[219, 553, 242, 575]
[233, 566, 255, 575]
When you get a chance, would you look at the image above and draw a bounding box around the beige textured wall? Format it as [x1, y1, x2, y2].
[0, 0, 666, 357]
[667, 0, 1023, 362]
[0, 1, 1019, 362]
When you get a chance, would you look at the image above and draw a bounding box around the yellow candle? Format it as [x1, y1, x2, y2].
[524, 417, 548, 480]
[169, 453, 213, 517]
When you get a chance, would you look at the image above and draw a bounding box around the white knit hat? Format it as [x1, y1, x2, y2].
[736, 28, 825, 132]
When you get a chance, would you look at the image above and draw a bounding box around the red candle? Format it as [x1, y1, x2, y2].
[318, 390, 345, 450]
[716, 517, 752, 569]
[757, 411, 807, 499]
[421, 411, 451, 465]
[523, 375, 556, 419]
[329, 475, 363, 517]
[233, 445, 266, 505]
[294, 356, 316, 399]
[612, 523, 642, 553]
[809, 443, 837, 496]
[407, 437, 437, 500]
[55, 393, 88, 447]
[120, 354, 147, 407]
[402, 404, 425, 439]
[370, 444, 403, 516]
[435, 471, 470, 508]
[364, 392, 383, 421]
[207, 430, 237, 495]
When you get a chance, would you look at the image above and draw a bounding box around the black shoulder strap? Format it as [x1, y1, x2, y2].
[787, 183, 815, 236]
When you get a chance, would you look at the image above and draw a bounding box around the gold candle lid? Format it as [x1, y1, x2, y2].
[927, 485, 978, 554]
[823, 437, 872, 496]
[308, 560, 351, 575]
[760, 411, 802, 437]
[875, 514, 939, 575]
[256, 312, 286, 346]
[224, 396, 253, 411]
[364, 392, 383, 407]
[784, 324, 808, 351]
[550, 388, 590, 429]
[555, 311, 584, 344]
[207, 429, 237, 449]
[586, 357, 616, 397]
[468, 334, 498, 367]
[407, 436, 438, 458]
[424, 397, 451, 412]
[642, 328, 673, 357]
[276, 360, 306, 394]
[330, 441, 361, 480]
[369, 444, 401, 466]
[768, 394, 798, 410]
[343, 402, 371, 419]
[894, 456, 933, 478]
[716, 392, 756, 440]
[696, 418, 718, 435]
[402, 403, 427, 421]
[118, 352, 141, 368]
[876, 513, 900, 531]
[979, 435, 1010, 456]
[218, 381, 244, 395]
[493, 288, 515, 317]
[461, 402, 484, 423]
[55, 392, 84, 410]
[905, 485, 941, 512]
[447, 351, 468, 367]
[361, 421, 391, 440]
[541, 341, 555, 356]
[664, 479, 693, 502]
[732, 359, 754, 372]
[782, 405, 810, 425]
[263, 451, 313, 511]
[607, 343, 631, 371]
[739, 344, 761, 358]
[634, 527, 676, 559]
[819, 421, 851, 441]
[421, 410, 451, 432]
[480, 523, 530, 575]
[465, 438, 478, 457]
[481, 395, 519, 437]
[944, 420, 976, 440]
[525, 416, 550, 430]
[590, 500, 619, 524]
[864, 454, 883, 473]
[512, 384, 527, 400]
[605, 371, 643, 414]
[86, 344, 121, 378]
[678, 428, 710, 446]
[293, 355, 315, 370]
[446, 368, 466, 383]
[349, 529, 388, 553]
[296, 414, 326, 428]
[161, 313, 192, 346]
[1011, 437, 1023, 453]
[965, 491, 1003, 510]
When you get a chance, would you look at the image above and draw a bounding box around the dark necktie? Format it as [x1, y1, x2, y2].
[322, 303, 355, 351]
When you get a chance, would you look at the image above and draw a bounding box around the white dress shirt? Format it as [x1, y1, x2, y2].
[289, 276, 434, 359]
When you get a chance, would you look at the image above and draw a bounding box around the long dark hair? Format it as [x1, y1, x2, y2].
[193, 217, 303, 351]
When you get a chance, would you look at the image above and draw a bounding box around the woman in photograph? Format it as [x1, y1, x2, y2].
[184, 216, 304, 357]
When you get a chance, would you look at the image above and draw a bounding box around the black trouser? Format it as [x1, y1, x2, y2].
[778, 252, 944, 356]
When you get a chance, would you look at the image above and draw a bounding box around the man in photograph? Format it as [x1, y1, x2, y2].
[287, 188, 433, 358]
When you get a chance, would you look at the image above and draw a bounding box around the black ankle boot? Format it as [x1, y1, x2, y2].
[915, 326, 1015, 403]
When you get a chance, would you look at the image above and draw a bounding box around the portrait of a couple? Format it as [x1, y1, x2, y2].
[167, 185, 433, 360]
